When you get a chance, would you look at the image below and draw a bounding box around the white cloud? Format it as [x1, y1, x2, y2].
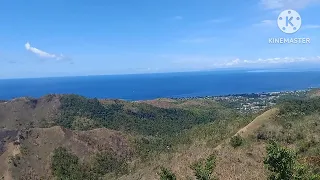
[25, 42, 67, 61]
[261, 0, 320, 10]
[225, 58, 240, 66]
[170, 55, 320, 69]
[217, 56, 320, 67]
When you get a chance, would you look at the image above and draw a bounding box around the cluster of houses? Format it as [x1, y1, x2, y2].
[212, 90, 308, 113]
[174, 90, 308, 113]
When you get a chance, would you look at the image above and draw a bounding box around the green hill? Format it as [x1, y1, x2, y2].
[0, 92, 319, 179]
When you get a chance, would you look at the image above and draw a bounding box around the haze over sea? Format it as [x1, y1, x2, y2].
[1, 71, 320, 101]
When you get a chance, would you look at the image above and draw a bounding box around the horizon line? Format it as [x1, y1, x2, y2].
[1, 68, 320, 80]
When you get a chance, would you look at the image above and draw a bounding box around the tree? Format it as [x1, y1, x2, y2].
[158, 167, 177, 180]
[92, 152, 128, 176]
[191, 154, 217, 180]
[264, 141, 296, 180]
[51, 147, 84, 180]
[264, 141, 319, 180]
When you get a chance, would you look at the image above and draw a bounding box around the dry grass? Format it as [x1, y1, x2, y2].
[0, 143, 17, 180]
[2, 126, 131, 179]
[236, 108, 279, 138]
[0, 95, 61, 129]
[118, 108, 279, 180]
[136, 98, 178, 109]
[308, 89, 320, 98]
[1, 94, 310, 180]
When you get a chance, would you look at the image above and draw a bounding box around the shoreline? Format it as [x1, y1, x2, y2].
[170, 88, 313, 100]
[1, 88, 317, 102]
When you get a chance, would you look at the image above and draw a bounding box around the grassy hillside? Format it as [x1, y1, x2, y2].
[0, 95, 61, 129]
[1, 92, 320, 179]
[55, 94, 235, 136]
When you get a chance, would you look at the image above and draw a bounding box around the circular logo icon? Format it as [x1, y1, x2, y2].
[277, 9, 302, 34]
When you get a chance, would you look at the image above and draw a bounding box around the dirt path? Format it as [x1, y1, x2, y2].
[0, 143, 18, 180]
[235, 108, 279, 138]
[212, 108, 279, 151]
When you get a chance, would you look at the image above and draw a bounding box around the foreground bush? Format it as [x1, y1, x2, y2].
[264, 141, 320, 180]
[230, 135, 243, 148]
[191, 154, 217, 180]
[51, 147, 127, 180]
[158, 167, 177, 180]
[92, 152, 128, 176]
[51, 147, 86, 180]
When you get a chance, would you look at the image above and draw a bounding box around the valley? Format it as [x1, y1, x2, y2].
[0, 89, 319, 180]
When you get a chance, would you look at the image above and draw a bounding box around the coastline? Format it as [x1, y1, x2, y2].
[1, 71, 320, 101]
[1, 88, 315, 102]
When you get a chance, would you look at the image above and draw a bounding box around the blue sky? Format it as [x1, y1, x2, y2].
[0, 0, 320, 78]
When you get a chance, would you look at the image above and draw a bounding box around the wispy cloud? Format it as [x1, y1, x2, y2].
[303, 24, 320, 29]
[216, 56, 320, 67]
[173, 16, 183, 20]
[170, 55, 320, 69]
[253, 19, 276, 27]
[261, 0, 320, 10]
[7, 60, 17, 64]
[25, 42, 69, 61]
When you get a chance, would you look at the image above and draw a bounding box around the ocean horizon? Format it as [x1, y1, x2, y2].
[1, 71, 320, 101]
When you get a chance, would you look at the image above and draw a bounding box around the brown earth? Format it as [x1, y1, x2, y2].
[136, 98, 178, 109]
[0, 126, 131, 180]
[0, 95, 61, 130]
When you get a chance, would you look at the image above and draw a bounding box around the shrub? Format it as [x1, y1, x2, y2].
[20, 145, 29, 155]
[158, 167, 176, 180]
[298, 138, 317, 154]
[264, 141, 320, 180]
[230, 135, 243, 148]
[51, 147, 84, 180]
[92, 152, 128, 176]
[264, 141, 296, 180]
[191, 154, 217, 180]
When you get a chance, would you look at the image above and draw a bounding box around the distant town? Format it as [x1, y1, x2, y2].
[174, 89, 310, 113]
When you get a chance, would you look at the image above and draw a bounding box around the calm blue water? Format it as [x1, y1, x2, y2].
[1, 71, 320, 100]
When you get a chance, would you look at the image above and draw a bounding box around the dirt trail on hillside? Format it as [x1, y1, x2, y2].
[119, 108, 281, 180]
[212, 108, 279, 152]
[209, 108, 280, 180]
[235, 108, 279, 138]
[0, 143, 20, 180]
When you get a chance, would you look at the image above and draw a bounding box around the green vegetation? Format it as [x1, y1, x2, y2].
[256, 97, 320, 178]
[264, 141, 297, 180]
[54, 94, 249, 160]
[51, 147, 128, 180]
[277, 97, 320, 116]
[230, 135, 243, 148]
[256, 97, 320, 153]
[191, 154, 217, 180]
[264, 141, 320, 180]
[10, 91, 320, 179]
[158, 167, 177, 180]
[92, 152, 128, 176]
[56, 95, 232, 136]
[51, 147, 87, 180]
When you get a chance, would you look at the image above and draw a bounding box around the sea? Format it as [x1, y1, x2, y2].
[1, 71, 320, 101]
